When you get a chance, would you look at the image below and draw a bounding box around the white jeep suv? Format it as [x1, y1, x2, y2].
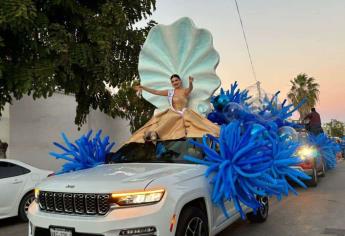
[28, 139, 268, 236]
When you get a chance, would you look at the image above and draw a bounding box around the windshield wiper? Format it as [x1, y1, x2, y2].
[108, 160, 178, 164]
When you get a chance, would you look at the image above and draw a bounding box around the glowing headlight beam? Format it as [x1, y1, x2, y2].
[296, 146, 318, 160]
[111, 189, 165, 206]
[34, 188, 40, 202]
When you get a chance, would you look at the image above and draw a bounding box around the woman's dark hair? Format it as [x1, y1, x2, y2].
[170, 74, 181, 81]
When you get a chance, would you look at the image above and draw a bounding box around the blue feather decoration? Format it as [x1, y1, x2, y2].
[50, 130, 115, 174]
[208, 82, 305, 131]
[208, 81, 252, 125]
[185, 120, 310, 219]
[340, 138, 345, 151]
[308, 134, 338, 169]
[199, 82, 314, 218]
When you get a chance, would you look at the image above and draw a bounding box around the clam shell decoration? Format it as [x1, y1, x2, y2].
[139, 17, 221, 115]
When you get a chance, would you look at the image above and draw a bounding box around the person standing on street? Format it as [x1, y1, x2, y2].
[0, 139, 8, 158]
[303, 108, 323, 135]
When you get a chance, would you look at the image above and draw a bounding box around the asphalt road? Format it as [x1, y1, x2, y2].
[1, 161, 345, 236]
[219, 160, 345, 236]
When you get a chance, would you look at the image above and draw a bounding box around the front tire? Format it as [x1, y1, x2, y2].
[18, 192, 35, 222]
[247, 196, 269, 223]
[307, 167, 318, 187]
[319, 160, 326, 177]
[175, 207, 209, 236]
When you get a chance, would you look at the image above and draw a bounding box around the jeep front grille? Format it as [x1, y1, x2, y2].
[38, 191, 110, 215]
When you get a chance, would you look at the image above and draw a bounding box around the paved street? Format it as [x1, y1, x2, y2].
[220, 160, 345, 236]
[0, 216, 27, 236]
[1, 161, 345, 236]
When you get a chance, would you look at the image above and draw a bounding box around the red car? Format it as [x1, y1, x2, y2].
[293, 132, 326, 187]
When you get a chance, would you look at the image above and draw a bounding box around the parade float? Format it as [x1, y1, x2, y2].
[28, 18, 339, 236]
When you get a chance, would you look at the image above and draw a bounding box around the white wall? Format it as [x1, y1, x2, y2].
[87, 109, 132, 149]
[9, 94, 131, 171]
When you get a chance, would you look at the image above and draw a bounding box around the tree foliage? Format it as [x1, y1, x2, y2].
[0, 0, 156, 132]
[323, 119, 345, 138]
[287, 73, 320, 119]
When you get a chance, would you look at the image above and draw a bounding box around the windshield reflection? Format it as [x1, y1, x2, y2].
[106, 138, 204, 164]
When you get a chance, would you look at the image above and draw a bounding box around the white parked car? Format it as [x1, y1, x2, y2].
[28, 139, 268, 236]
[0, 159, 53, 221]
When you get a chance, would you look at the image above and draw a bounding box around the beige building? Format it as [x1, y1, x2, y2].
[0, 93, 131, 171]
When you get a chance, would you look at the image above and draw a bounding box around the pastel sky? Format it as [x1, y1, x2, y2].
[145, 0, 345, 122]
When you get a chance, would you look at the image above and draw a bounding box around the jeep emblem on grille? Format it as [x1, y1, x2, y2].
[66, 184, 75, 188]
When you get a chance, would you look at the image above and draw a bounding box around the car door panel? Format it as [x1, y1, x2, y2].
[0, 176, 27, 218]
[212, 198, 238, 227]
[0, 162, 31, 218]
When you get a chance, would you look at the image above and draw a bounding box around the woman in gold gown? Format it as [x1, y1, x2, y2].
[128, 74, 220, 143]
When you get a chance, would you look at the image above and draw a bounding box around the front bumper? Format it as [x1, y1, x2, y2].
[28, 199, 174, 236]
[291, 166, 313, 176]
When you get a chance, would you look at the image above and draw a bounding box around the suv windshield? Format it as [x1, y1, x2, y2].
[106, 138, 204, 164]
[298, 131, 309, 144]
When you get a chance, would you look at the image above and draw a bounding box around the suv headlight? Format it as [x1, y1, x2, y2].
[296, 146, 318, 160]
[111, 188, 165, 207]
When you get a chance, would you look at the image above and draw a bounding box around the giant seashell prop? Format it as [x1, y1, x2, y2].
[139, 17, 221, 115]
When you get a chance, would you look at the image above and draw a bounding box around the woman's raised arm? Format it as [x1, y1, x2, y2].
[185, 76, 194, 96]
[134, 85, 168, 96]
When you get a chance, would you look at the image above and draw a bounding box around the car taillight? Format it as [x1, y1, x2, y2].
[299, 160, 313, 169]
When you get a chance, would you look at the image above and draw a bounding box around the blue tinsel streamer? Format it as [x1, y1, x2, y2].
[50, 130, 115, 174]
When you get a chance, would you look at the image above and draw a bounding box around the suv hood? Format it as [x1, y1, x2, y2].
[38, 163, 201, 193]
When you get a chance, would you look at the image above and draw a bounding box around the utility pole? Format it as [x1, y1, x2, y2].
[256, 81, 262, 102]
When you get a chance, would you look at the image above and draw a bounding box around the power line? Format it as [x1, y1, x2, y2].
[234, 0, 257, 82]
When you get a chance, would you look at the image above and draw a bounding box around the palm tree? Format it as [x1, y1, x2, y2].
[288, 73, 320, 119]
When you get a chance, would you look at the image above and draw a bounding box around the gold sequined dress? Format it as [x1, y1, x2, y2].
[127, 89, 220, 143]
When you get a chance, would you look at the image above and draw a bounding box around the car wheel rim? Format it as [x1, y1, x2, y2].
[24, 196, 35, 214]
[185, 217, 206, 236]
[259, 197, 268, 217]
